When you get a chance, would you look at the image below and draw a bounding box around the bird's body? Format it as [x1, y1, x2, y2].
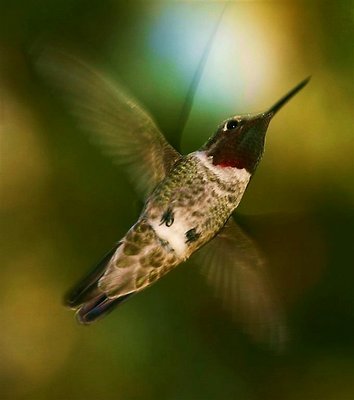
[36, 47, 309, 344]
[145, 151, 251, 258]
[97, 152, 250, 303]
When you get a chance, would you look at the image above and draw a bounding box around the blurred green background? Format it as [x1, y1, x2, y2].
[1, 1, 354, 399]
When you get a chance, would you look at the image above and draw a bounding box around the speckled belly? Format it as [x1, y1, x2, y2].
[143, 152, 250, 259]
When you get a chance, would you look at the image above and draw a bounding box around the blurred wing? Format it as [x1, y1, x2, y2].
[35, 48, 182, 198]
[194, 218, 287, 349]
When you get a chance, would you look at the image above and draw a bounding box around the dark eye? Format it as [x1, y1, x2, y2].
[226, 120, 238, 130]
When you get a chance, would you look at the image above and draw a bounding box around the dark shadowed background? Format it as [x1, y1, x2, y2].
[1, 1, 353, 399]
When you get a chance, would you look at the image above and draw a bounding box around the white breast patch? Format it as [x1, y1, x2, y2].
[150, 211, 189, 259]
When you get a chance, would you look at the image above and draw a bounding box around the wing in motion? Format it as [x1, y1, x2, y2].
[35, 48, 182, 198]
[194, 217, 288, 349]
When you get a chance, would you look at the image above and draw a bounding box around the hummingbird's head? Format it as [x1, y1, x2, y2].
[202, 77, 310, 174]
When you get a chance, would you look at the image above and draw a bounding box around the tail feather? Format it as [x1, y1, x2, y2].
[65, 245, 119, 309]
[76, 292, 134, 324]
[65, 243, 136, 324]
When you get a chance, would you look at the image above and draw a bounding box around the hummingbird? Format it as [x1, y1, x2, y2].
[36, 49, 309, 345]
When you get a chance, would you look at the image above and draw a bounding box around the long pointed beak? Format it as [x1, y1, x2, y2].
[266, 76, 311, 117]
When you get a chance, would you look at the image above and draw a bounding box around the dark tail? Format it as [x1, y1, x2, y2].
[76, 292, 133, 324]
[64, 244, 134, 324]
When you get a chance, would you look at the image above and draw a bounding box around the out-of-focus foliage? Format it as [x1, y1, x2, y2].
[1, 1, 353, 399]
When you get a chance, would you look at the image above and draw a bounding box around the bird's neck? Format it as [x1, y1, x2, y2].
[194, 151, 251, 185]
